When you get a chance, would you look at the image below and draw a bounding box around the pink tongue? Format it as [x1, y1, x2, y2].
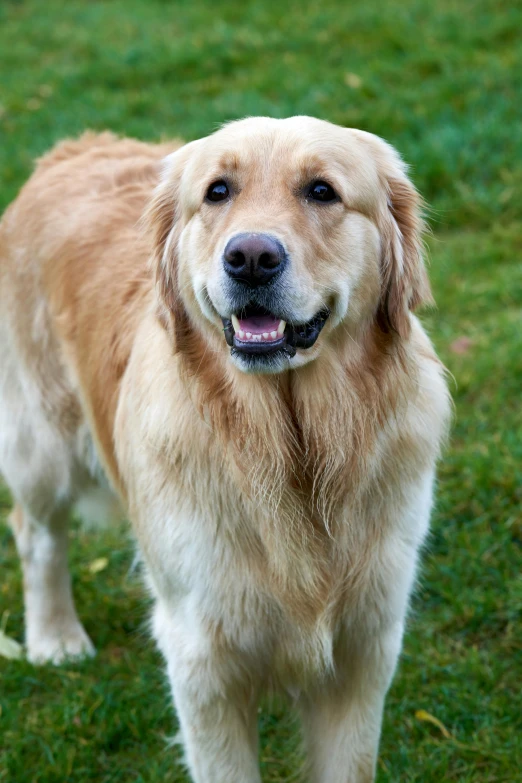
[238, 315, 280, 334]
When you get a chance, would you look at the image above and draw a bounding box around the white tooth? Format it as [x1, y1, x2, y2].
[277, 320, 286, 336]
[254, 334, 261, 341]
[238, 330, 245, 339]
[231, 314, 240, 333]
[270, 331, 277, 339]
[246, 332, 252, 339]
[262, 332, 269, 339]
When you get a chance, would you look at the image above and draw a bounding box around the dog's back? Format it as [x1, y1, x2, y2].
[0, 134, 179, 661]
[0, 133, 179, 494]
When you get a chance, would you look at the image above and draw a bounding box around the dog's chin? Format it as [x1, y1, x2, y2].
[229, 348, 292, 375]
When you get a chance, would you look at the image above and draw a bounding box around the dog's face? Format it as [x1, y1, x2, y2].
[149, 117, 430, 374]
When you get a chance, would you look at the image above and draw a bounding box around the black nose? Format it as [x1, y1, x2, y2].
[223, 233, 287, 286]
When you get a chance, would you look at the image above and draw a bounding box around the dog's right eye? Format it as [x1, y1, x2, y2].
[306, 180, 338, 203]
[205, 180, 230, 203]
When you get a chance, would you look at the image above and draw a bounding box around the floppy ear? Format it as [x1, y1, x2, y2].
[375, 142, 432, 339]
[143, 144, 194, 340]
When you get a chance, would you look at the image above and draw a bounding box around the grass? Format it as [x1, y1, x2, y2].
[0, 0, 520, 780]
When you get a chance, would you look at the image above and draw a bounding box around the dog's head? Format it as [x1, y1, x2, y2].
[147, 117, 431, 374]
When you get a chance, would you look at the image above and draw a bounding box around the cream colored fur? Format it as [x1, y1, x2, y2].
[0, 118, 450, 782]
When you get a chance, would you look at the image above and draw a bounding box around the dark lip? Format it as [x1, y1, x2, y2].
[221, 305, 330, 358]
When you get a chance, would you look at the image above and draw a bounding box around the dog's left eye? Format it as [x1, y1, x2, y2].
[307, 181, 338, 203]
[206, 180, 230, 203]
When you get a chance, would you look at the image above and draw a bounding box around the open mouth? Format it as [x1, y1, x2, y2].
[221, 305, 330, 358]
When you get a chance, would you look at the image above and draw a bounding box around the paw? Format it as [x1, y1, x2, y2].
[27, 622, 96, 665]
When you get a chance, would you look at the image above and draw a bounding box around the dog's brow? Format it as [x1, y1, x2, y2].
[216, 151, 242, 172]
[292, 153, 333, 181]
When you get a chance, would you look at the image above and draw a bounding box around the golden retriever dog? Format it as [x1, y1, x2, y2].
[0, 117, 450, 782]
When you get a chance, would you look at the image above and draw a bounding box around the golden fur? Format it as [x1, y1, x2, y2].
[0, 118, 450, 782]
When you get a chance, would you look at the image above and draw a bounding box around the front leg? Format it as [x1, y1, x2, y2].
[299, 622, 404, 783]
[300, 468, 436, 781]
[152, 599, 262, 783]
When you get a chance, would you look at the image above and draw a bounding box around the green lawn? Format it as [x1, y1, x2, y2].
[0, 1, 521, 781]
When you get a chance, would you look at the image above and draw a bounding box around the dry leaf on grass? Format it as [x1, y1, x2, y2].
[0, 629, 23, 660]
[450, 336, 473, 355]
[88, 557, 109, 574]
[415, 709, 452, 738]
[344, 72, 362, 89]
